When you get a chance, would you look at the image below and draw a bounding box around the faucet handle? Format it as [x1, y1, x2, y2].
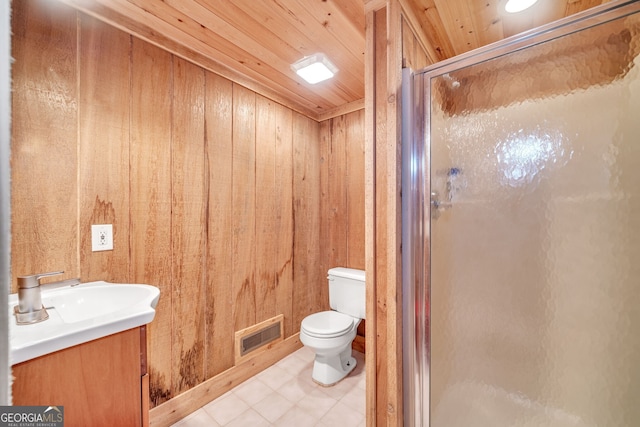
[17, 271, 64, 289]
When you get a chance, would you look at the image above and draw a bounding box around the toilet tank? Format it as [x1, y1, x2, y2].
[328, 267, 366, 319]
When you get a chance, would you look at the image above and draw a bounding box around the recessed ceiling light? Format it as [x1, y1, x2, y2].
[504, 0, 539, 13]
[291, 53, 338, 84]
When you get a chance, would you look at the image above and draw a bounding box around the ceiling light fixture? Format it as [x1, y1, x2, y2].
[504, 0, 539, 13]
[291, 53, 338, 84]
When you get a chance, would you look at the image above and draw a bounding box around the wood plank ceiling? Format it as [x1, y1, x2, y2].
[58, 0, 613, 119]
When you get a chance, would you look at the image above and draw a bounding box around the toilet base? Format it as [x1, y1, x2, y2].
[311, 345, 357, 387]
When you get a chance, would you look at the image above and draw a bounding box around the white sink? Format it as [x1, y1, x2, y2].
[9, 281, 160, 365]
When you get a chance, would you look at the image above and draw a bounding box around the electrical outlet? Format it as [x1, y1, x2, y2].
[91, 224, 114, 252]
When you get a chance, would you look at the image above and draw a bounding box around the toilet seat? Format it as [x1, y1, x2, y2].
[301, 311, 356, 338]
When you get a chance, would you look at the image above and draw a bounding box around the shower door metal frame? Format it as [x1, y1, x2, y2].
[401, 1, 640, 425]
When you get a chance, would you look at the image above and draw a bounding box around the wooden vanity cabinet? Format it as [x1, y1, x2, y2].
[12, 326, 149, 427]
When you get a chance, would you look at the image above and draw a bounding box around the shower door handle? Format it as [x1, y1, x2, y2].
[431, 191, 452, 218]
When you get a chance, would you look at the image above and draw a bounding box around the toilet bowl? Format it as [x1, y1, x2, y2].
[300, 311, 361, 386]
[300, 267, 365, 386]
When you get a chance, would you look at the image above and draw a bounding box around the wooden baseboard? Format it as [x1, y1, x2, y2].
[149, 333, 302, 427]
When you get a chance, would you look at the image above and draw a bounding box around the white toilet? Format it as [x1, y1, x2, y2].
[300, 267, 365, 386]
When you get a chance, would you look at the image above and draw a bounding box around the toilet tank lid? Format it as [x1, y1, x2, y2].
[328, 267, 365, 282]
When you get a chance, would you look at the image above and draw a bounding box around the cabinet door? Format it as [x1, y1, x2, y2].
[13, 328, 143, 427]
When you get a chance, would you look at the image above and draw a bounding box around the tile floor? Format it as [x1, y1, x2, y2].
[171, 346, 366, 426]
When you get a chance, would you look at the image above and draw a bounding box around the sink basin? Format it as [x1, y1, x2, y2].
[45, 284, 159, 323]
[9, 281, 160, 365]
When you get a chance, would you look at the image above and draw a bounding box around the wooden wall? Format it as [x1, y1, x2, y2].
[320, 111, 366, 273]
[11, 0, 364, 411]
[402, 14, 433, 71]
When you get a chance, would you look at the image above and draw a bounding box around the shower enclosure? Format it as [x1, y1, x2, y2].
[402, 1, 640, 425]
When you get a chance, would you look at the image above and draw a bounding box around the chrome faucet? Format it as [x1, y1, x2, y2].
[14, 271, 80, 325]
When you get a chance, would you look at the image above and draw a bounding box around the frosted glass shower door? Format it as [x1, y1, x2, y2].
[427, 6, 640, 426]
